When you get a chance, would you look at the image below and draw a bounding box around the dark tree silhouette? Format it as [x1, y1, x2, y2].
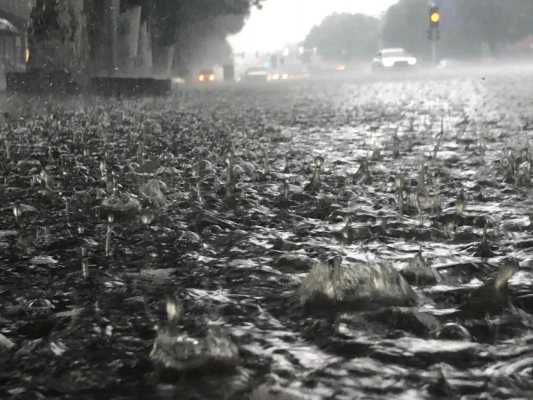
[27, 0, 80, 71]
[28, 0, 263, 75]
[304, 13, 380, 61]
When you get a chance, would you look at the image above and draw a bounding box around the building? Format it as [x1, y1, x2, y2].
[0, 0, 33, 72]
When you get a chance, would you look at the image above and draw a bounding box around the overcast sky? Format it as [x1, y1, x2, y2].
[229, 0, 398, 53]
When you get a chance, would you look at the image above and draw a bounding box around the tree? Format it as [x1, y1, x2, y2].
[29, 0, 263, 76]
[28, 0, 86, 72]
[381, 0, 428, 57]
[115, 0, 264, 75]
[381, 0, 533, 59]
[304, 13, 380, 61]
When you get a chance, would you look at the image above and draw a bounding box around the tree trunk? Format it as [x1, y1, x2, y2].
[28, 0, 88, 75]
[138, 21, 153, 76]
[87, 0, 119, 75]
[117, 5, 141, 75]
[29, 0, 161, 78]
[152, 44, 174, 77]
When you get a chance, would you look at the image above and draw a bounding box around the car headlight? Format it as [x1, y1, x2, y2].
[198, 75, 205, 82]
[408, 58, 417, 66]
[281, 73, 289, 80]
[209, 74, 215, 81]
[383, 60, 394, 68]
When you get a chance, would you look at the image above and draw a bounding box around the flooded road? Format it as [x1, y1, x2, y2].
[1, 72, 533, 399]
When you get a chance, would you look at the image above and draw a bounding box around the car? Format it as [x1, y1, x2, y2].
[267, 71, 290, 81]
[172, 77, 186, 86]
[335, 64, 347, 72]
[197, 69, 216, 83]
[241, 67, 270, 83]
[372, 48, 417, 71]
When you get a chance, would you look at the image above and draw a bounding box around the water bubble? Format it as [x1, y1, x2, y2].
[314, 156, 324, 169]
[395, 175, 405, 191]
[31, 175, 40, 186]
[141, 211, 154, 225]
[166, 298, 182, 322]
[81, 247, 89, 279]
[12, 205, 21, 219]
[99, 160, 107, 177]
[105, 325, 113, 337]
[105, 226, 112, 257]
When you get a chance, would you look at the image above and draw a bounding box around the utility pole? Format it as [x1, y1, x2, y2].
[428, 3, 441, 65]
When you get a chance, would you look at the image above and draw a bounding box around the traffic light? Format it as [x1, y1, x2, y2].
[429, 5, 440, 28]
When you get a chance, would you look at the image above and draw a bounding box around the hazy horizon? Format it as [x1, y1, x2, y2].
[229, 0, 397, 53]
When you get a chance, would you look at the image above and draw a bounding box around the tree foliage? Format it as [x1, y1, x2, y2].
[28, 0, 85, 71]
[304, 13, 380, 61]
[121, 0, 262, 46]
[30, 0, 262, 74]
[123, 0, 263, 72]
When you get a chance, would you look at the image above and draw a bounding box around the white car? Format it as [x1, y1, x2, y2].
[372, 48, 417, 71]
[241, 67, 270, 83]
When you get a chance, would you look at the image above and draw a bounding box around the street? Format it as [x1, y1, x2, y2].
[1, 70, 533, 399]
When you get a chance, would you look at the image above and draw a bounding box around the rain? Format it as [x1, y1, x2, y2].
[1, 1, 533, 399]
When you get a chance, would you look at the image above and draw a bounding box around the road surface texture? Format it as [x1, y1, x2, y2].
[1, 70, 533, 399]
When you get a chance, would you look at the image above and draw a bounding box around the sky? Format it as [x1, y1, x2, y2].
[229, 0, 398, 53]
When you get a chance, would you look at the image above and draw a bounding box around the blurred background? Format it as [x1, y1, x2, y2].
[1, 0, 533, 85]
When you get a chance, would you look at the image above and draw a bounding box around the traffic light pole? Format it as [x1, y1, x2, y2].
[432, 37, 438, 65]
[428, 5, 441, 66]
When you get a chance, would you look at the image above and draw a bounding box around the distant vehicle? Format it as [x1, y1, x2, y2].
[372, 48, 417, 71]
[241, 67, 270, 83]
[172, 77, 186, 86]
[241, 66, 308, 83]
[267, 71, 289, 81]
[197, 69, 216, 83]
[437, 59, 465, 69]
[335, 64, 347, 72]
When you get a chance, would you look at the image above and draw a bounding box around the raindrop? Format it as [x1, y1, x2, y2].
[81, 247, 89, 279]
